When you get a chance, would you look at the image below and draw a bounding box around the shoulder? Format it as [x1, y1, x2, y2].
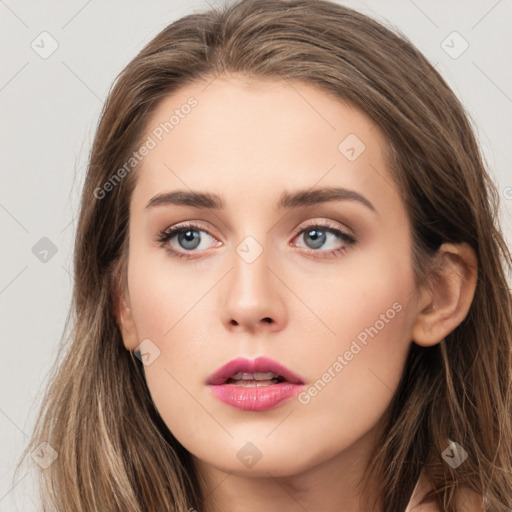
[406, 470, 485, 512]
[405, 469, 437, 512]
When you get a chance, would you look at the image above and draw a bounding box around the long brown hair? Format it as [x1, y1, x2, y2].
[13, 0, 512, 510]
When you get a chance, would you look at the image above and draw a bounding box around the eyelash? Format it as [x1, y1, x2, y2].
[156, 220, 357, 260]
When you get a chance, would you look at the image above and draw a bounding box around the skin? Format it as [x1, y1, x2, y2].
[115, 76, 477, 512]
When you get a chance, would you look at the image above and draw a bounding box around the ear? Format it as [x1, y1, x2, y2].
[113, 280, 140, 352]
[412, 243, 478, 347]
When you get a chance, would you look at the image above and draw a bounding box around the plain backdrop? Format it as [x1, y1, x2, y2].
[1, 0, 511, 509]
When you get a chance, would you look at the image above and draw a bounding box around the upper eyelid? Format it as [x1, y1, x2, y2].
[163, 221, 217, 238]
[162, 219, 353, 243]
[292, 220, 352, 237]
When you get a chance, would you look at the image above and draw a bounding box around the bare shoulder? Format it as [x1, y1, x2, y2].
[409, 504, 441, 512]
[406, 470, 485, 512]
[410, 489, 484, 512]
[456, 487, 486, 512]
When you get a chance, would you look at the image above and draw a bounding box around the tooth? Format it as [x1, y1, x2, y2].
[228, 371, 282, 384]
[231, 380, 276, 387]
[230, 372, 279, 381]
[253, 372, 275, 380]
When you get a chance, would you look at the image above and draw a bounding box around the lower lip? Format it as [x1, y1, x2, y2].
[210, 382, 304, 411]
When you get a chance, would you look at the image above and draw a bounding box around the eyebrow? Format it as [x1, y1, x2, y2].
[145, 186, 376, 212]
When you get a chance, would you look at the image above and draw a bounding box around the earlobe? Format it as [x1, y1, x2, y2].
[412, 243, 478, 347]
[110, 255, 140, 352]
[113, 288, 140, 352]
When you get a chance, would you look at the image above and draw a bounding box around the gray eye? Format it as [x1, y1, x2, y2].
[177, 230, 201, 250]
[303, 228, 327, 249]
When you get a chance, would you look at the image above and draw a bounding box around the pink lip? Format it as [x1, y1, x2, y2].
[206, 356, 305, 412]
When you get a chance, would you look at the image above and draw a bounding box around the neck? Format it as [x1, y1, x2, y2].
[192, 423, 385, 512]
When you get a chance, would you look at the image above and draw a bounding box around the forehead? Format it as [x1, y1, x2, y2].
[130, 76, 400, 216]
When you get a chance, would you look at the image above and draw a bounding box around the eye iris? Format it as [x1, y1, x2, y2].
[178, 230, 201, 250]
[305, 228, 326, 249]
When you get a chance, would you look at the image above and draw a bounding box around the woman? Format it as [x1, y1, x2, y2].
[14, 0, 512, 511]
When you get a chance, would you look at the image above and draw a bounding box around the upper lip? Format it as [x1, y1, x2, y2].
[206, 356, 305, 385]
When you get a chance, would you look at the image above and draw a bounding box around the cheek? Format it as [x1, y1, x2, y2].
[291, 253, 416, 443]
[303, 242, 415, 353]
[126, 247, 205, 341]
[126, 254, 215, 400]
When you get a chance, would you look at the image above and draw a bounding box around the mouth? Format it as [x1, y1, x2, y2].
[206, 356, 304, 386]
[224, 371, 287, 386]
[206, 356, 305, 411]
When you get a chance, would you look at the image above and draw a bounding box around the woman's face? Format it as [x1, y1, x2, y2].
[119, 76, 422, 478]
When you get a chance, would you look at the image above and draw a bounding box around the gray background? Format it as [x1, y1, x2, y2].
[1, 0, 511, 509]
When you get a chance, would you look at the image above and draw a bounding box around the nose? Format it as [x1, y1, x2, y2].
[220, 242, 288, 334]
